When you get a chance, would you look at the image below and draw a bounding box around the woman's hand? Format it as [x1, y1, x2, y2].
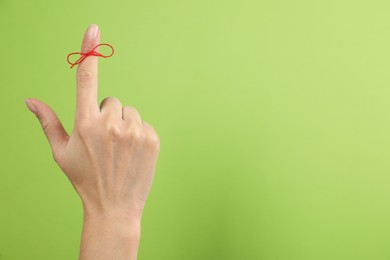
[24, 24, 160, 260]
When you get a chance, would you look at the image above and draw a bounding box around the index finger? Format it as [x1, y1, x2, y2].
[75, 24, 100, 120]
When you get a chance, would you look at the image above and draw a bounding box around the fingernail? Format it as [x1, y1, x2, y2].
[25, 98, 37, 114]
[88, 24, 99, 39]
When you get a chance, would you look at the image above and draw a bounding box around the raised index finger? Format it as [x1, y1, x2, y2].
[75, 24, 100, 120]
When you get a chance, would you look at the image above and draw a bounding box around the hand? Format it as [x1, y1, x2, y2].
[24, 24, 160, 219]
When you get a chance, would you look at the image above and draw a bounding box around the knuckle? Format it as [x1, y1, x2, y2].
[100, 96, 122, 110]
[76, 70, 95, 85]
[142, 122, 160, 150]
[146, 131, 160, 151]
[124, 106, 140, 114]
[41, 120, 51, 133]
[123, 106, 142, 121]
[105, 122, 122, 139]
[125, 127, 144, 142]
[41, 116, 58, 134]
[103, 96, 119, 102]
[101, 96, 119, 104]
[143, 121, 156, 133]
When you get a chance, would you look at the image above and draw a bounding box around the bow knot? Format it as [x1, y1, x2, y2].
[67, 43, 114, 69]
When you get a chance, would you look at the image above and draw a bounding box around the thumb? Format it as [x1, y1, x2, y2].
[25, 98, 69, 162]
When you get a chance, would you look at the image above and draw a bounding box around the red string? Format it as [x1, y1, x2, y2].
[67, 43, 115, 69]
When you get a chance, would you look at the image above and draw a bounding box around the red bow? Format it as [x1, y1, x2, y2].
[67, 43, 114, 69]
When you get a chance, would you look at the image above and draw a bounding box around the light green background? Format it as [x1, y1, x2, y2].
[1, 0, 390, 259]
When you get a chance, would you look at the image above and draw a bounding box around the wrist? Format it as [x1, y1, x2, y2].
[81, 200, 144, 222]
[83, 211, 142, 238]
[82, 202, 143, 233]
[79, 208, 142, 260]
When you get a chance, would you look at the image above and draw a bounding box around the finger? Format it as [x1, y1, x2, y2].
[142, 121, 161, 151]
[75, 24, 100, 121]
[142, 121, 158, 136]
[122, 106, 143, 126]
[25, 98, 69, 162]
[99, 97, 123, 120]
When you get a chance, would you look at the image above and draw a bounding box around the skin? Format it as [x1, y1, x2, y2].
[24, 24, 160, 260]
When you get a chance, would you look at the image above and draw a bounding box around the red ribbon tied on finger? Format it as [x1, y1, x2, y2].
[67, 43, 115, 69]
